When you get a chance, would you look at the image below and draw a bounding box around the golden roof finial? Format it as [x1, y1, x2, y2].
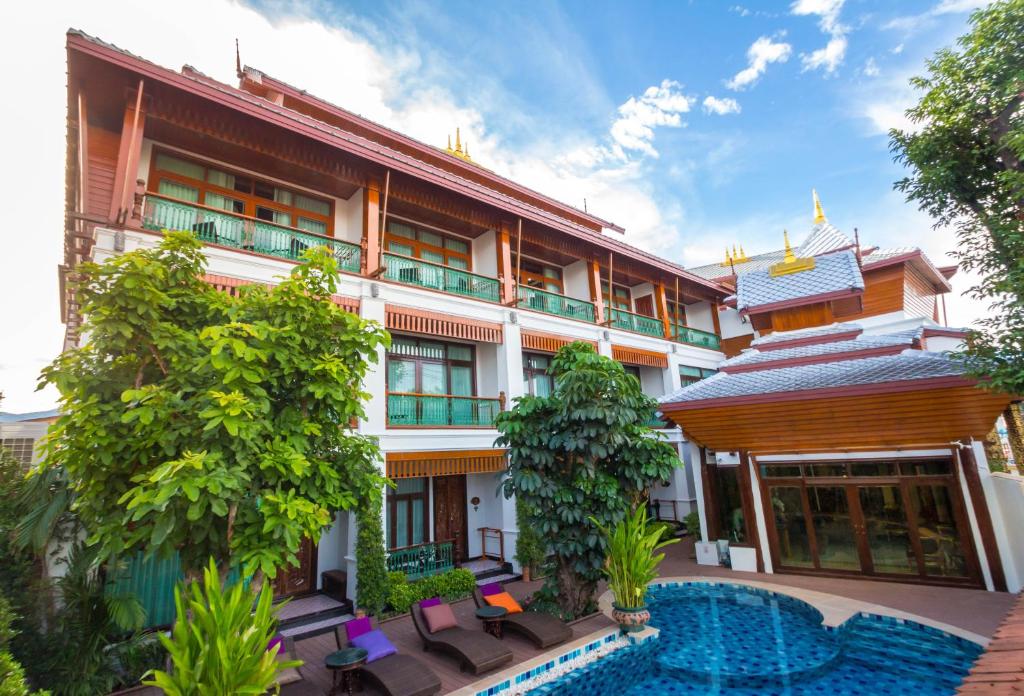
[771, 229, 816, 277]
[739, 245, 748, 262]
[445, 127, 473, 163]
[813, 189, 827, 225]
[447, 134, 452, 150]
[721, 247, 733, 267]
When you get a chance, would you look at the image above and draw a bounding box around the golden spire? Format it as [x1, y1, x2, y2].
[721, 246, 733, 267]
[738, 245, 748, 262]
[770, 229, 816, 277]
[445, 127, 473, 163]
[813, 189, 827, 225]
[455, 127, 462, 153]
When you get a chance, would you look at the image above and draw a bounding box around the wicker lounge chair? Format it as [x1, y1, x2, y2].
[333, 623, 441, 696]
[472, 587, 573, 649]
[273, 636, 304, 688]
[410, 602, 514, 675]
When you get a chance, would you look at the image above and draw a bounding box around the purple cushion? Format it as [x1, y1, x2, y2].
[419, 596, 442, 609]
[266, 636, 283, 654]
[351, 629, 397, 663]
[344, 616, 372, 642]
[480, 582, 503, 597]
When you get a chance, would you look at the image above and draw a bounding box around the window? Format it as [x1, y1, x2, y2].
[148, 149, 333, 235]
[679, 365, 717, 386]
[386, 337, 476, 396]
[1, 438, 35, 469]
[387, 477, 429, 549]
[385, 220, 472, 270]
[623, 365, 642, 384]
[667, 300, 687, 327]
[512, 255, 564, 294]
[713, 466, 747, 544]
[601, 281, 631, 312]
[522, 353, 555, 397]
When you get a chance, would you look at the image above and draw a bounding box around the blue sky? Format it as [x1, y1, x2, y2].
[0, 0, 991, 410]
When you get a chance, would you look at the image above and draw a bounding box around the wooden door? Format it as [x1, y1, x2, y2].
[433, 475, 468, 561]
[273, 537, 317, 599]
[635, 295, 655, 317]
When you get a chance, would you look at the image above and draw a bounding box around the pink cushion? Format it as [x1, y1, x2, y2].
[345, 616, 372, 641]
[421, 603, 458, 634]
[480, 582, 503, 597]
[419, 596, 442, 609]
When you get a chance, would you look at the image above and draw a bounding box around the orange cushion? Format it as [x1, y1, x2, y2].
[484, 591, 523, 614]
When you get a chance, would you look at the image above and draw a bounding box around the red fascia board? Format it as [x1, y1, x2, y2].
[756, 328, 863, 352]
[922, 327, 969, 340]
[659, 375, 977, 412]
[68, 35, 725, 298]
[721, 344, 907, 374]
[739, 287, 863, 317]
[246, 67, 622, 234]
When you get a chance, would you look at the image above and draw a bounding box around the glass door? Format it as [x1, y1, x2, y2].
[805, 486, 862, 572]
[857, 485, 916, 575]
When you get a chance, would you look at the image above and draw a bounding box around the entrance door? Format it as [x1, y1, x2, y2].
[761, 459, 980, 585]
[273, 537, 317, 598]
[634, 295, 655, 317]
[433, 475, 468, 561]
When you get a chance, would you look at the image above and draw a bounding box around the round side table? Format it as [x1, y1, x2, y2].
[326, 646, 368, 696]
[475, 605, 508, 639]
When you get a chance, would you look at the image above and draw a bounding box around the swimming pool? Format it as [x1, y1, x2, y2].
[528, 582, 982, 695]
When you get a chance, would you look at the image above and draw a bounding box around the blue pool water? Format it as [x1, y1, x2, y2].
[529, 582, 982, 695]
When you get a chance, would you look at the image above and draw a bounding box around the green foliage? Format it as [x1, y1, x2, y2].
[384, 568, 477, 614]
[356, 500, 390, 616]
[495, 342, 680, 618]
[648, 520, 676, 544]
[514, 499, 546, 573]
[0, 651, 46, 696]
[37, 232, 388, 580]
[890, 0, 1024, 393]
[683, 511, 702, 542]
[145, 558, 298, 695]
[593, 506, 678, 609]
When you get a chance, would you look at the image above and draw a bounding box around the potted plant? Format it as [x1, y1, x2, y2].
[594, 505, 678, 633]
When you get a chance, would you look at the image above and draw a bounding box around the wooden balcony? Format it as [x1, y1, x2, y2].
[670, 323, 722, 350]
[142, 195, 361, 273]
[608, 307, 665, 338]
[517, 285, 596, 322]
[386, 392, 505, 428]
[382, 253, 500, 303]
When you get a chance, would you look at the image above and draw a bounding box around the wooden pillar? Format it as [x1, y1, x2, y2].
[710, 301, 723, 338]
[655, 282, 671, 339]
[587, 260, 605, 325]
[1001, 404, 1024, 475]
[736, 450, 763, 572]
[108, 84, 147, 226]
[496, 220, 515, 304]
[960, 445, 1008, 591]
[363, 178, 381, 276]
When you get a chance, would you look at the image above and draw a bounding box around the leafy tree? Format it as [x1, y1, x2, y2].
[37, 232, 389, 584]
[890, 0, 1024, 393]
[495, 343, 679, 618]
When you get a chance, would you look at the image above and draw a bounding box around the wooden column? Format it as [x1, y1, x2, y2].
[588, 260, 605, 325]
[655, 282, 671, 339]
[736, 450, 764, 572]
[363, 178, 382, 276]
[108, 84, 146, 226]
[710, 301, 723, 338]
[496, 220, 515, 304]
[959, 445, 1008, 591]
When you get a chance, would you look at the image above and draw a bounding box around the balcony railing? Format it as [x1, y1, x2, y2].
[670, 324, 721, 350]
[517, 285, 596, 322]
[608, 308, 664, 338]
[645, 413, 669, 429]
[387, 392, 503, 427]
[382, 253, 500, 303]
[143, 195, 361, 273]
[386, 539, 455, 580]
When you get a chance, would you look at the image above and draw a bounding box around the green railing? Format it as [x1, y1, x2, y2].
[143, 195, 362, 273]
[382, 253, 500, 303]
[645, 413, 669, 428]
[387, 393, 502, 427]
[608, 308, 664, 337]
[517, 286, 595, 322]
[670, 324, 721, 350]
[387, 540, 455, 580]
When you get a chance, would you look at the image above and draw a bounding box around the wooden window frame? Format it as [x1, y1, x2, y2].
[668, 300, 687, 326]
[147, 147, 334, 234]
[522, 352, 555, 397]
[386, 336, 477, 397]
[679, 365, 717, 387]
[384, 217, 473, 271]
[387, 477, 430, 550]
[512, 254, 565, 294]
[601, 280, 632, 311]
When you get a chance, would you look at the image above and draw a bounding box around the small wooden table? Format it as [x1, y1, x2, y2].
[475, 605, 508, 639]
[326, 646, 367, 696]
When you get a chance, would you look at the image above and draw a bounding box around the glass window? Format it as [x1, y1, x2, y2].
[385, 338, 475, 396]
[421, 249, 444, 265]
[900, 460, 952, 476]
[850, 462, 898, 477]
[158, 179, 199, 203]
[297, 217, 327, 236]
[448, 345, 472, 362]
[523, 352, 554, 397]
[387, 477, 428, 549]
[807, 486, 859, 571]
[155, 153, 205, 180]
[769, 486, 814, 568]
[206, 168, 235, 189]
[447, 257, 468, 270]
[859, 485, 915, 575]
[762, 465, 802, 478]
[295, 193, 331, 216]
[909, 483, 968, 578]
[389, 221, 416, 239]
[445, 237, 468, 254]
[388, 240, 414, 256]
[419, 230, 443, 248]
[205, 193, 245, 214]
[807, 464, 847, 478]
[255, 206, 291, 227]
[679, 365, 717, 386]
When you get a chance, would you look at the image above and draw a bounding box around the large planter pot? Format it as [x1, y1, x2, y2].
[611, 602, 651, 633]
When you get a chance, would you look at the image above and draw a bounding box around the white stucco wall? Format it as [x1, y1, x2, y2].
[473, 229, 497, 277]
[685, 301, 716, 334]
[989, 472, 1024, 593]
[563, 260, 591, 302]
[717, 306, 753, 340]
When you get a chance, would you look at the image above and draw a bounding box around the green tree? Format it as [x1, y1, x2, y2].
[37, 232, 389, 584]
[495, 342, 679, 618]
[890, 0, 1024, 393]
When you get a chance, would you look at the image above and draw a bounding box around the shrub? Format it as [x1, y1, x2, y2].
[384, 568, 478, 614]
[385, 572, 417, 614]
[355, 501, 390, 616]
[683, 511, 701, 542]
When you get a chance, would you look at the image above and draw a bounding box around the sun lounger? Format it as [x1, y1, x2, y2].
[472, 587, 573, 649]
[410, 602, 513, 675]
[334, 623, 441, 696]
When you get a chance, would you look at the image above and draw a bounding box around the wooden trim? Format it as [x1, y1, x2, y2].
[363, 178, 381, 275]
[738, 451, 764, 572]
[611, 344, 669, 368]
[386, 449, 507, 479]
[201, 273, 359, 312]
[959, 446, 1008, 591]
[710, 302, 723, 338]
[385, 305, 503, 343]
[655, 284, 671, 339]
[588, 260, 605, 325]
[110, 89, 147, 224]
[521, 330, 597, 354]
[497, 220, 515, 304]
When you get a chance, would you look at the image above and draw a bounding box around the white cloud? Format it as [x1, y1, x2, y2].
[726, 36, 793, 90]
[702, 96, 742, 115]
[863, 57, 880, 76]
[855, 67, 925, 135]
[891, 43, 905, 55]
[791, 0, 849, 74]
[884, 0, 992, 31]
[608, 80, 694, 158]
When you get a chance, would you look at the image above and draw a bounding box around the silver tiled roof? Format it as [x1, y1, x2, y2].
[686, 249, 787, 280]
[861, 247, 917, 265]
[735, 250, 864, 312]
[685, 223, 853, 280]
[660, 349, 965, 405]
[798, 223, 853, 257]
[723, 330, 922, 368]
[750, 322, 861, 347]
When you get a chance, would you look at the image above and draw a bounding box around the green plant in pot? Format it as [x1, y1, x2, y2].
[594, 505, 678, 633]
